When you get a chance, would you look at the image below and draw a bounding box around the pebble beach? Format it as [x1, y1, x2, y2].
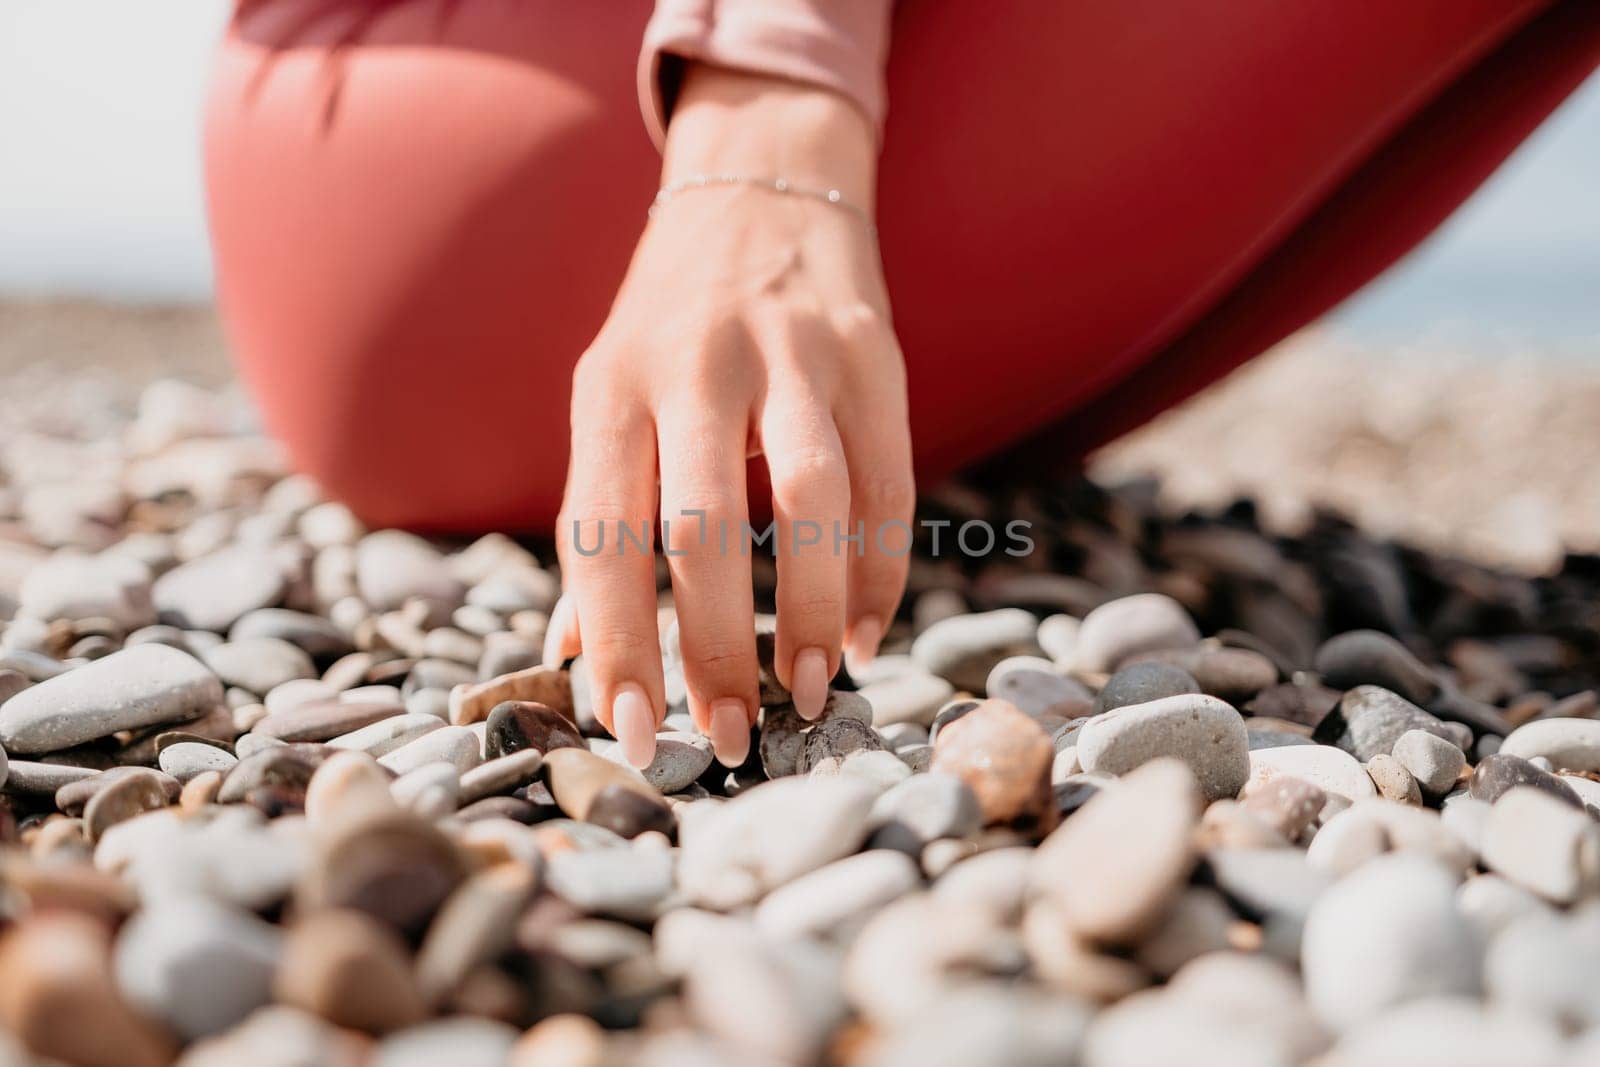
[2, 303, 1600, 1065]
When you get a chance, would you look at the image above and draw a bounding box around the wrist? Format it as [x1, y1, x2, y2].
[661, 64, 878, 212]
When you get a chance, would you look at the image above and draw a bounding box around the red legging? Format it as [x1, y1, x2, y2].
[206, 0, 1600, 533]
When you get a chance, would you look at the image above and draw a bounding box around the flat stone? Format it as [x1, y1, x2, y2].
[1314, 630, 1439, 704]
[114, 896, 282, 1040]
[931, 846, 1034, 924]
[56, 765, 179, 815]
[1499, 718, 1600, 774]
[1072, 593, 1200, 674]
[1481, 787, 1600, 904]
[1094, 661, 1201, 714]
[910, 608, 1041, 691]
[450, 665, 573, 726]
[17, 551, 155, 629]
[1331, 686, 1457, 762]
[298, 806, 468, 938]
[378, 725, 481, 776]
[0, 643, 223, 754]
[1456, 874, 1554, 942]
[157, 741, 239, 784]
[859, 671, 956, 728]
[603, 730, 712, 793]
[1469, 753, 1583, 809]
[755, 850, 921, 940]
[546, 847, 674, 920]
[3, 759, 99, 796]
[153, 544, 286, 632]
[799, 717, 888, 774]
[1032, 759, 1201, 945]
[229, 608, 354, 660]
[254, 699, 403, 744]
[930, 698, 1055, 827]
[1365, 754, 1422, 805]
[678, 777, 878, 909]
[217, 744, 327, 805]
[1484, 909, 1600, 1031]
[869, 772, 983, 852]
[458, 749, 544, 804]
[1245, 744, 1376, 805]
[1076, 693, 1250, 801]
[201, 638, 315, 695]
[415, 863, 538, 1005]
[327, 712, 445, 757]
[1301, 854, 1479, 1029]
[985, 656, 1093, 718]
[274, 908, 425, 1034]
[265, 677, 338, 715]
[84, 768, 172, 843]
[1239, 776, 1326, 841]
[586, 783, 676, 839]
[542, 747, 657, 820]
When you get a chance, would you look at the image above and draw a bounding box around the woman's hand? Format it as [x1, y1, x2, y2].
[545, 65, 913, 769]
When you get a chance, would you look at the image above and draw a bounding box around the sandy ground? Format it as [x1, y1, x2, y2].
[2, 299, 1596, 573]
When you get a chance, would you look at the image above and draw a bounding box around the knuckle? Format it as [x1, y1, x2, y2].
[830, 302, 892, 351]
[682, 637, 756, 676]
[588, 622, 657, 662]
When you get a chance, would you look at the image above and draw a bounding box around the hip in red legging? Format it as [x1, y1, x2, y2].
[206, 0, 1600, 767]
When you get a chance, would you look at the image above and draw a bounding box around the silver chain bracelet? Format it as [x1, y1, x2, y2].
[649, 174, 878, 239]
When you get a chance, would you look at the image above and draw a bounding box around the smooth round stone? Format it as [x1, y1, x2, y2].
[158, 741, 239, 784]
[201, 638, 315, 695]
[1245, 744, 1375, 805]
[809, 748, 912, 793]
[456, 795, 541, 824]
[17, 551, 154, 629]
[230, 608, 354, 660]
[1456, 874, 1554, 941]
[603, 731, 712, 793]
[985, 656, 1093, 718]
[1094, 661, 1201, 714]
[1205, 848, 1331, 937]
[755, 849, 921, 941]
[253, 698, 404, 744]
[1301, 854, 1479, 1029]
[758, 704, 812, 779]
[1314, 629, 1439, 705]
[1133, 888, 1234, 978]
[153, 545, 286, 632]
[1484, 910, 1600, 1030]
[388, 760, 460, 816]
[56, 765, 173, 815]
[378, 725, 481, 776]
[328, 712, 445, 757]
[114, 896, 282, 1040]
[677, 777, 878, 909]
[0, 913, 177, 1067]
[415, 863, 538, 1005]
[0, 643, 222, 754]
[546, 847, 674, 920]
[1469, 753, 1583, 809]
[217, 744, 327, 804]
[1481, 787, 1600, 904]
[299, 807, 468, 938]
[275, 908, 425, 1034]
[1152, 646, 1279, 704]
[1391, 729, 1466, 798]
[1076, 693, 1250, 801]
[421, 627, 483, 667]
[930, 699, 1054, 827]
[1032, 759, 1201, 946]
[458, 749, 544, 804]
[8, 760, 101, 797]
[355, 530, 464, 613]
[304, 750, 396, 824]
[869, 772, 983, 852]
[1037, 613, 1080, 665]
[878, 722, 929, 749]
[1561, 774, 1600, 816]
[1240, 777, 1327, 841]
[1365, 754, 1422, 805]
[910, 608, 1041, 691]
[373, 1017, 518, 1067]
[84, 768, 172, 843]
[1072, 594, 1200, 675]
[798, 717, 887, 774]
[1333, 686, 1457, 762]
[859, 671, 956, 728]
[586, 783, 676, 839]
[542, 747, 657, 820]
[1499, 718, 1600, 774]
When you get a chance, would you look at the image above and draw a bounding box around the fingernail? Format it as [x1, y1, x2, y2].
[845, 615, 883, 678]
[612, 684, 657, 769]
[709, 698, 750, 768]
[792, 647, 829, 720]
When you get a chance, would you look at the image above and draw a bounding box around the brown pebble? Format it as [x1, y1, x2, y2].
[1366, 754, 1422, 805]
[585, 784, 676, 840]
[930, 699, 1055, 830]
[56, 765, 180, 817]
[0, 853, 135, 922]
[458, 796, 543, 824]
[254, 700, 404, 743]
[542, 748, 658, 821]
[0, 913, 175, 1067]
[82, 768, 171, 844]
[180, 770, 224, 813]
[450, 665, 573, 726]
[274, 909, 426, 1034]
[218, 744, 328, 805]
[1239, 776, 1326, 840]
[298, 807, 468, 939]
[485, 700, 583, 759]
[416, 863, 538, 1007]
[511, 1013, 607, 1067]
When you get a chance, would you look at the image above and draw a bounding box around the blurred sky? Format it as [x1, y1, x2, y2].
[1, 0, 1596, 350]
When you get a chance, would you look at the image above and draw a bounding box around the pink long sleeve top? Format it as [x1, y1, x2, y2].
[637, 0, 895, 148]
